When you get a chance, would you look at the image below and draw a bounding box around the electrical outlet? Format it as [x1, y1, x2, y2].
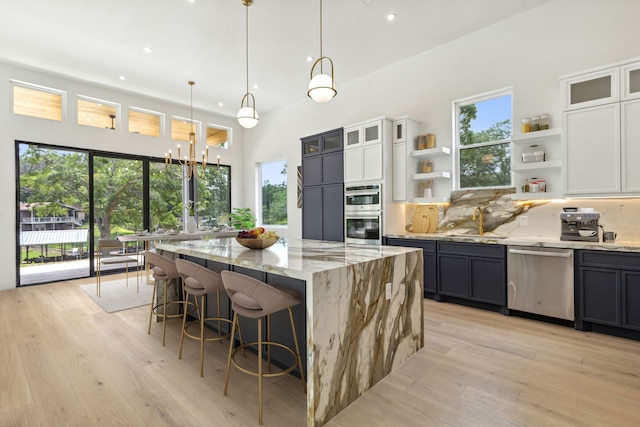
[520, 215, 528, 226]
[385, 283, 392, 300]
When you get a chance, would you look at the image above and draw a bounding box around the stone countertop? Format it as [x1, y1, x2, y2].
[156, 237, 421, 282]
[385, 233, 640, 253]
[119, 229, 237, 242]
[156, 236, 424, 427]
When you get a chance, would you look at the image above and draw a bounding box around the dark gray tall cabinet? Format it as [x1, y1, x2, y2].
[301, 128, 344, 242]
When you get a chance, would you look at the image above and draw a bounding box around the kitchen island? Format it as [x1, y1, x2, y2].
[155, 237, 423, 427]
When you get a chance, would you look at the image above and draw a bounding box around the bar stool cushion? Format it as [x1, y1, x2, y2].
[220, 271, 302, 319]
[145, 251, 179, 281]
[175, 259, 225, 297]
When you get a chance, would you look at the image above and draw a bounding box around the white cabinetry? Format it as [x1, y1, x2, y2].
[343, 117, 389, 184]
[344, 118, 390, 183]
[391, 117, 417, 202]
[562, 68, 619, 110]
[562, 59, 640, 197]
[511, 128, 562, 200]
[621, 98, 640, 192]
[344, 119, 383, 148]
[564, 104, 620, 195]
[621, 62, 640, 101]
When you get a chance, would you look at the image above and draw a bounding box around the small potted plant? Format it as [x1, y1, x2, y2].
[185, 200, 197, 233]
[229, 207, 256, 230]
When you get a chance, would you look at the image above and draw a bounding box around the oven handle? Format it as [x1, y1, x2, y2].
[508, 248, 571, 258]
[346, 192, 379, 198]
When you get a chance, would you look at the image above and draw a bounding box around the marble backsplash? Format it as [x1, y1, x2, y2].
[404, 188, 640, 242]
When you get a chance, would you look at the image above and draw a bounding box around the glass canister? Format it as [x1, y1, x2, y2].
[531, 116, 540, 132]
[540, 114, 550, 130]
[521, 118, 531, 133]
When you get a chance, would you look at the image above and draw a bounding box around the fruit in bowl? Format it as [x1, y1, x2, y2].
[236, 227, 279, 249]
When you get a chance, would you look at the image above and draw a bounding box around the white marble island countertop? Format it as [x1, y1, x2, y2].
[156, 236, 424, 427]
[386, 232, 640, 252]
[156, 236, 420, 281]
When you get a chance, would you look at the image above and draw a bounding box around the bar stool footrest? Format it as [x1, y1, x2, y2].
[151, 300, 196, 320]
[183, 317, 233, 342]
[230, 341, 299, 378]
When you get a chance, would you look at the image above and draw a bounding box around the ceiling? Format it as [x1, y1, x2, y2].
[0, 0, 549, 118]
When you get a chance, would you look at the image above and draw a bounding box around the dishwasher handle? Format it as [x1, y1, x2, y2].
[508, 248, 572, 258]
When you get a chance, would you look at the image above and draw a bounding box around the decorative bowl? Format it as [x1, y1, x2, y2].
[235, 237, 278, 250]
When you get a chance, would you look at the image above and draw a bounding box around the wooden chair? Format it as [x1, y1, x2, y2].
[95, 238, 139, 297]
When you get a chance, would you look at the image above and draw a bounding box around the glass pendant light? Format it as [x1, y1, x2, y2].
[308, 0, 336, 103]
[237, 0, 259, 128]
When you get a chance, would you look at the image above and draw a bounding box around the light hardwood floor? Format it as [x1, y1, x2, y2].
[1, 276, 639, 426]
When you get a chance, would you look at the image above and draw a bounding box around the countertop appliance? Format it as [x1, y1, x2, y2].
[560, 208, 600, 242]
[507, 246, 574, 321]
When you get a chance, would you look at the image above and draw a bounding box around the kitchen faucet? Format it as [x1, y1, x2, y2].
[472, 206, 484, 236]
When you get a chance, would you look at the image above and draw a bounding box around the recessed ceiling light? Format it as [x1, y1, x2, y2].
[387, 12, 397, 22]
[306, 56, 314, 62]
[218, 102, 224, 107]
[253, 84, 259, 90]
[119, 75, 126, 81]
[143, 47, 152, 53]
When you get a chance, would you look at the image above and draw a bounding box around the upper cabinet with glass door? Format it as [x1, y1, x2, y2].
[344, 118, 383, 149]
[621, 61, 640, 101]
[563, 68, 619, 110]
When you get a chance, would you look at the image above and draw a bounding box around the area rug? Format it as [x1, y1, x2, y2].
[80, 278, 153, 313]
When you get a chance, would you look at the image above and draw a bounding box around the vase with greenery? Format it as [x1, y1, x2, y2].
[229, 207, 256, 230]
[185, 200, 197, 233]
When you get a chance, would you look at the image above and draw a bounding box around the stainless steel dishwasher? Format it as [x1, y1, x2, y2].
[507, 246, 574, 321]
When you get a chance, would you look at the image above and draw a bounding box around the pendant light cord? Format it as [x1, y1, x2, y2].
[245, 2, 249, 95]
[319, 0, 323, 73]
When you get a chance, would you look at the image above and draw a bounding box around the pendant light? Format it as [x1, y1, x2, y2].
[237, 0, 259, 129]
[308, 0, 336, 103]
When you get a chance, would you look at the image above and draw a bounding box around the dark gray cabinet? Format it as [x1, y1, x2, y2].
[578, 250, 640, 332]
[302, 187, 323, 240]
[386, 238, 436, 297]
[301, 128, 344, 242]
[437, 241, 506, 308]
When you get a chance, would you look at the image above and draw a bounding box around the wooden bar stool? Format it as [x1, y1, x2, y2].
[175, 259, 235, 377]
[144, 251, 191, 346]
[221, 270, 306, 425]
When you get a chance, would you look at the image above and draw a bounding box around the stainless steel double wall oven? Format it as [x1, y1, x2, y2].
[344, 183, 382, 245]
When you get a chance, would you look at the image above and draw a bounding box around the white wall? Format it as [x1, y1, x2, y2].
[245, 0, 640, 238]
[0, 62, 246, 290]
[4, 0, 640, 290]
